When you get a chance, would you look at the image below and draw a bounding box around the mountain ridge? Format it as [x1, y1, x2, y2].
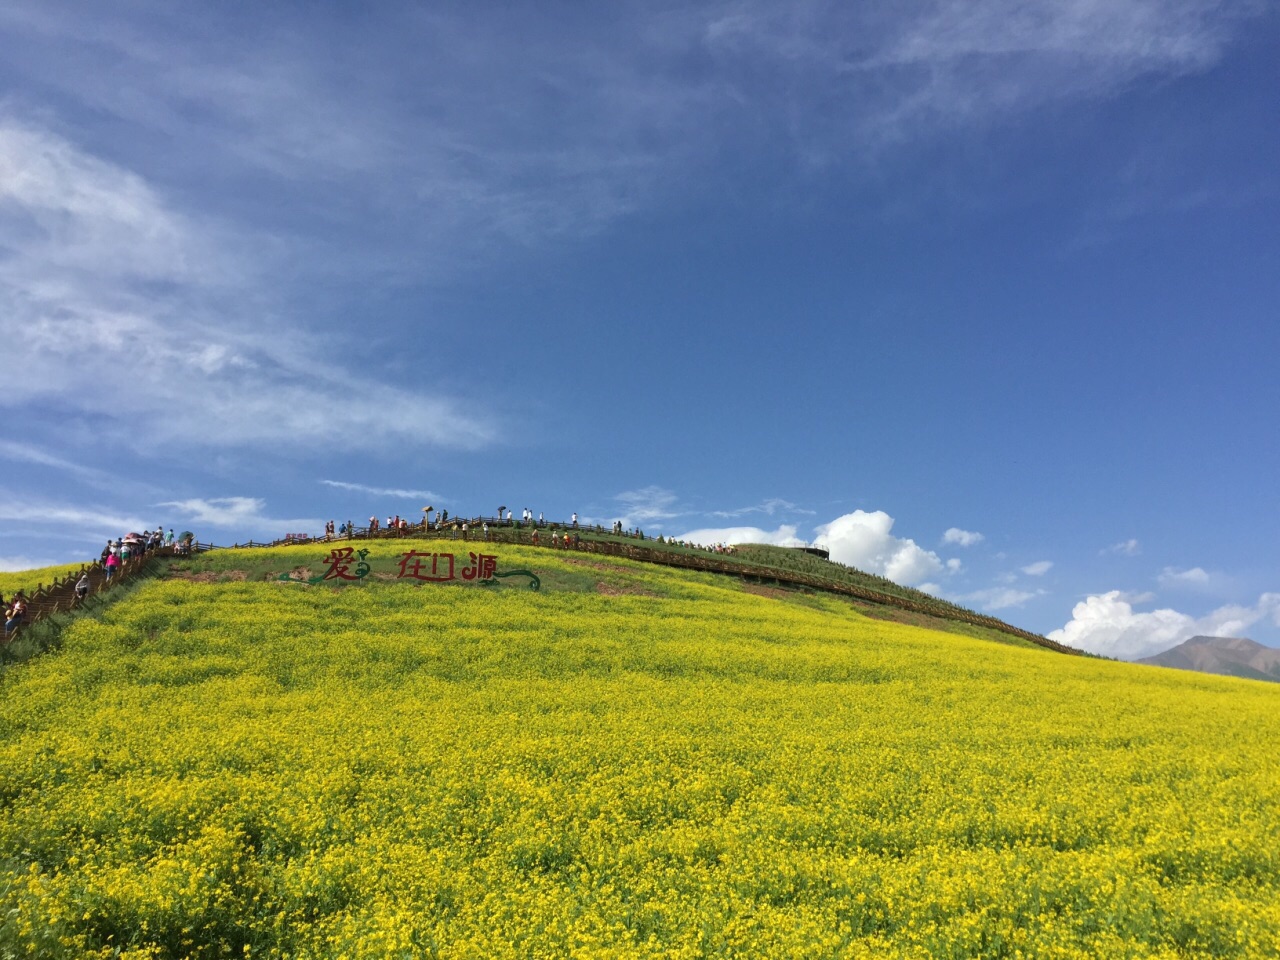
[1137, 634, 1280, 683]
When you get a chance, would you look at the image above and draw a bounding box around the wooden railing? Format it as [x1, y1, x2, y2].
[2, 546, 177, 645]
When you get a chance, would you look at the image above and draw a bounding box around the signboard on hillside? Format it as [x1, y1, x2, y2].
[277, 547, 539, 589]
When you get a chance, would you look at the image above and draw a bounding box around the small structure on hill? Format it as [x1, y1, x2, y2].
[790, 545, 829, 561]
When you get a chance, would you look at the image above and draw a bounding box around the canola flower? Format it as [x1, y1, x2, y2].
[0, 542, 1277, 958]
[0, 561, 89, 599]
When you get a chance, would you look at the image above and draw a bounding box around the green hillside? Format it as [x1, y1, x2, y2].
[1, 541, 1277, 958]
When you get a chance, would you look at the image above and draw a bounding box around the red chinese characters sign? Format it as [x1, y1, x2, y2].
[284, 551, 536, 589]
[318, 546, 371, 582]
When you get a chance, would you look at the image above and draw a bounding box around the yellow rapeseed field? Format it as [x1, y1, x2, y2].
[0, 542, 1277, 958]
[0, 562, 88, 598]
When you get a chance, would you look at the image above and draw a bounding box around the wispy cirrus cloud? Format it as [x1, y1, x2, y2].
[159, 496, 319, 534]
[0, 1, 1266, 476]
[701, 0, 1262, 155]
[319, 480, 443, 501]
[709, 497, 813, 519]
[0, 440, 114, 485]
[1157, 566, 1214, 589]
[959, 586, 1046, 611]
[612, 486, 683, 527]
[0, 491, 152, 537]
[0, 119, 495, 455]
[1103, 538, 1142, 556]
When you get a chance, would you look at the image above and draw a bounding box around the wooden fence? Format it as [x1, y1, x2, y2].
[2, 547, 175, 644]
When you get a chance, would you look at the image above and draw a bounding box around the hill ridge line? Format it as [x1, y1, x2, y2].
[195, 525, 1081, 656]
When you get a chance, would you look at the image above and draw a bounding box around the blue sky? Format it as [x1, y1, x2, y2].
[1, 0, 1277, 658]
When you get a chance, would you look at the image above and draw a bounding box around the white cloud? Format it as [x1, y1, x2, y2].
[0, 493, 152, 537]
[917, 582, 942, 596]
[0, 119, 495, 454]
[319, 480, 443, 501]
[1022, 560, 1053, 576]
[0, 555, 64, 573]
[946, 558, 963, 574]
[675, 524, 805, 548]
[943, 527, 984, 547]
[0, 440, 109, 482]
[960, 587, 1043, 611]
[702, 0, 1258, 152]
[613, 487, 682, 527]
[1048, 591, 1280, 660]
[159, 497, 319, 534]
[1103, 538, 1141, 556]
[815, 510, 943, 586]
[1158, 566, 1210, 587]
[709, 498, 813, 519]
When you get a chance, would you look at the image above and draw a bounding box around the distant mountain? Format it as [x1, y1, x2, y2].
[1137, 636, 1280, 683]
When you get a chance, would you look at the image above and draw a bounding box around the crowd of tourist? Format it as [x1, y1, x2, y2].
[2, 527, 197, 641]
[98, 528, 182, 580]
[309, 507, 746, 560]
[1, 506, 750, 641]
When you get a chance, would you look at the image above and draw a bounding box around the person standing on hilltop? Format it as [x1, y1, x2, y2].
[4, 595, 27, 638]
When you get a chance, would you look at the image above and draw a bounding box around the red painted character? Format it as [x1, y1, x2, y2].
[397, 550, 456, 582]
[320, 547, 370, 581]
[461, 553, 498, 581]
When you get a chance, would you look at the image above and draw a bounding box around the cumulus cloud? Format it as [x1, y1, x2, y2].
[1022, 560, 1053, 576]
[815, 510, 943, 586]
[675, 524, 805, 548]
[1049, 591, 1280, 660]
[943, 527, 984, 547]
[1102, 539, 1141, 556]
[946, 558, 963, 574]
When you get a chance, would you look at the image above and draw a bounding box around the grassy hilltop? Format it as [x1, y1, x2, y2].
[1, 540, 1278, 958]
